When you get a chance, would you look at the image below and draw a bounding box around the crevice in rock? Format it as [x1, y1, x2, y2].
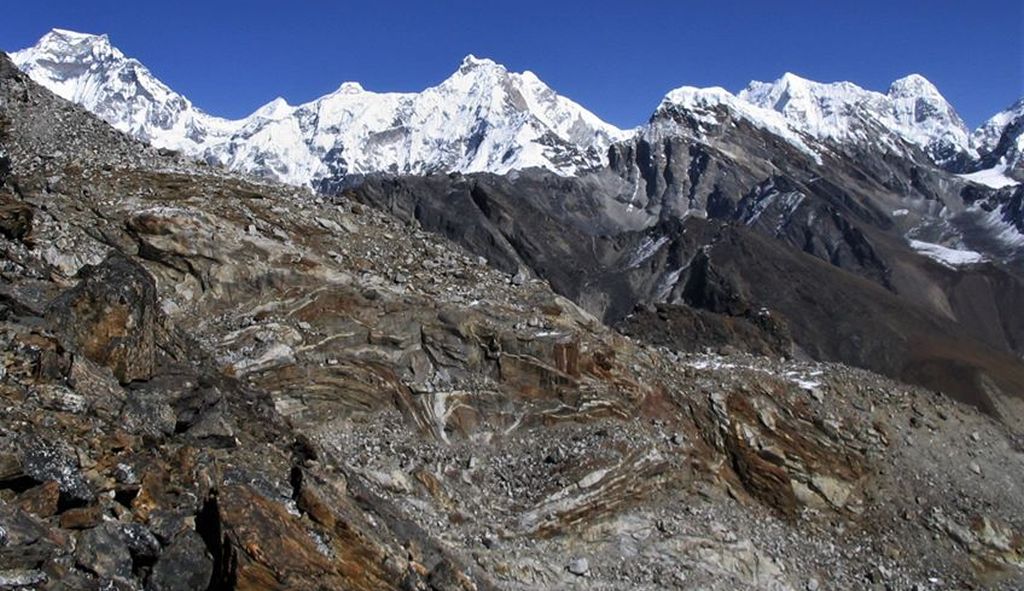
[196, 492, 234, 591]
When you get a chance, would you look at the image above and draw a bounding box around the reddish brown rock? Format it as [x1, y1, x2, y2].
[45, 253, 157, 384]
[15, 480, 60, 518]
[59, 505, 104, 529]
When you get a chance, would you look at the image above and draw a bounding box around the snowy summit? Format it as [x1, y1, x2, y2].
[11, 29, 628, 186]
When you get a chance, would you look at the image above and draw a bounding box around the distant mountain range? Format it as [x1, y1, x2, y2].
[10, 28, 1023, 190]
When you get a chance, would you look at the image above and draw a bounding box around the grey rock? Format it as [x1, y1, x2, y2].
[75, 523, 132, 580]
[146, 530, 213, 591]
[568, 557, 589, 576]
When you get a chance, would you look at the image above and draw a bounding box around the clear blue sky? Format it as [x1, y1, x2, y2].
[2, 1, 1022, 128]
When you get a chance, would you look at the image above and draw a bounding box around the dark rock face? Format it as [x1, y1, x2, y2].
[46, 253, 157, 384]
[75, 523, 134, 580]
[147, 530, 212, 591]
[345, 171, 1024, 419]
[0, 193, 32, 242]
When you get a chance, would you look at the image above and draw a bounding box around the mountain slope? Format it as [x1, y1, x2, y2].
[11, 29, 627, 185]
[3, 47, 1024, 591]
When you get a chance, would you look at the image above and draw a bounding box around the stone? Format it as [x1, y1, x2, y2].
[214, 484, 394, 589]
[59, 505, 104, 529]
[28, 384, 86, 413]
[0, 569, 47, 589]
[75, 523, 133, 580]
[45, 253, 158, 384]
[14, 481, 59, 518]
[147, 530, 214, 591]
[568, 557, 589, 576]
[186, 409, 237, 447]
[20, 437, 93, 504]
[121, 391, 177, 438]
[119, 522, 161, 561]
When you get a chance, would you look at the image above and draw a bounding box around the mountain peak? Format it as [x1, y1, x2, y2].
[458, 54, 501, 73]
[45, 28, 109, 43]
[888, 73, 942, 99]
[27, 28, 121, 62]
[777, 71, 812, 88]
[334, 81, 365, 95]
[251, 96, 294, 120]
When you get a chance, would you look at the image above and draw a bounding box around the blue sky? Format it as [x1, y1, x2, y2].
[2, 1, 1022, 128]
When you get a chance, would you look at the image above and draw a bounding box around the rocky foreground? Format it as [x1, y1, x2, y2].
[1, 53, 1023, 590]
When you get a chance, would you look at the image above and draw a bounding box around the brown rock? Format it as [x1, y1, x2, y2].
[45, 253, 157, 384]
[214, 484, 400, 591]
[15, 481, 60, 518]
[59, 505, 104, 529]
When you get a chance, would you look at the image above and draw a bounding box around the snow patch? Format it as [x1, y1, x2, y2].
[958, 165, 1020, 189]
[909, 239, 986, 267]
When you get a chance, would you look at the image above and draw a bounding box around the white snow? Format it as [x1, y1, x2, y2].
[909, 239, 986, 267]
[971, 205, 1024, 249]
[626, 236, 670, 268]
[738, 72, 975, 166]
[11, 30, 629, 187]
[973, 98, 1024, 158]
[658, 85, 823, 163]
[958, 165, 1020, 189]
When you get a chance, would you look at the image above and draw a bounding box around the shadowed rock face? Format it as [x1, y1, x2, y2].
[344, 170, 1024, 424]
[1, 51, 1023, 590]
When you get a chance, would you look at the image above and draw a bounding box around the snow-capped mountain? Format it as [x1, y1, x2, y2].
[651, 71, 1024, 191]
[9, 29, 237, 153]
[11, 29, 627, 185]
[738, 72, 975, 167]
[651, 84, 823, 162]
[653, 72, 976, 169]
[970, 98, 1024, 184]
[10, 29, 1020, 193]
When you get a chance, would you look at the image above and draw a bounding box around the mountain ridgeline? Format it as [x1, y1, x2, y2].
[9, 29, 1024, 421]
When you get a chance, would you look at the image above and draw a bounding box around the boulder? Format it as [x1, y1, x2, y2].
[147, 530, 213, 591]
[75, 523, 132, 580]
[46, 253, 157, 383]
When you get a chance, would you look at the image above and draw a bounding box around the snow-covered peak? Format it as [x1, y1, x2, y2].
[249, 97, 294, 121]
[970, 98, 1024, 183]
[11, 29, 626, 185]
[10, 28, 231, 154]
[656, 84, 822, 162]
[25, 28, 121, 62]
[887, 73, 942, 100]
[974, 99, 1024, 155]
[333, 81, 366, 95]
[737, 73, 973, 167]
[458, 54, 500, 72]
